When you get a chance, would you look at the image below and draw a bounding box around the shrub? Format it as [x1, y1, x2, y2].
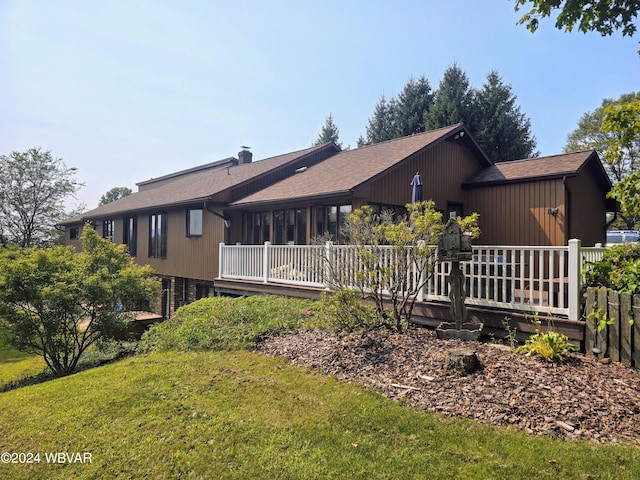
[314, 289, 390, 335]
[139, 295, 317, 352]
[584, 243, 640, 294]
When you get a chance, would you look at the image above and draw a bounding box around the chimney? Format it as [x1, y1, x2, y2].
[239, 146, 252, 164]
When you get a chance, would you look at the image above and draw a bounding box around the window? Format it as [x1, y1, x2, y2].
[69, 227, 79, 240]
[187, 209, 203, 236]
[447, 203, 463, 220]
[311, 204, 352, 243]
[196, 284, 213, 300]
[149, 213, 167, 258]
[102, 220, 114, 240]
[242, 211, 270, 244]
[123, 217, 137, 256]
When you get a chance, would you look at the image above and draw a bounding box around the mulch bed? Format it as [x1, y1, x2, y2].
[255, 326, 640, 445]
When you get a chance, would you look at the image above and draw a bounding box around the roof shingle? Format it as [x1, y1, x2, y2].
[231, 124, 468, 207]
[462, 150, 602, 187]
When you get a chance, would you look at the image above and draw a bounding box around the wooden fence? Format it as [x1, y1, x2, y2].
[584, 287, 640, 367]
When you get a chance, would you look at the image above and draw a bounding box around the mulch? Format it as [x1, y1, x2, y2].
[254, 326, 640, 445]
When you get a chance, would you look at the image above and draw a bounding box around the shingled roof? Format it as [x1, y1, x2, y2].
[59, 143, 338, 225]
[230, 124, 486, 207]
[462, 150, 611, 190]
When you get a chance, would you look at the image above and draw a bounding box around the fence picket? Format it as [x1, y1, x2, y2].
[634, 295, 640, 368]
[585, 287, 638, 368]
[585, 288, 596, 353]
[597, 287, 609, 353]
[609, 290, 620, 362]
[620, 292, 632, 366]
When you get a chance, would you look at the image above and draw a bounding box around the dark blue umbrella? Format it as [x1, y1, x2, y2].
[411, 172, 423, 204]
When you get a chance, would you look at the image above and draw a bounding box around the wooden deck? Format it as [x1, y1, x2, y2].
[213, 277, 585, 343]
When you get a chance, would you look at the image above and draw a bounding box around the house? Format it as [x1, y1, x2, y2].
[60, 124, 612, 318]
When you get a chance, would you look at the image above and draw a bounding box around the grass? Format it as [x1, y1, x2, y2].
[0, 337, 46, 388]
[1, 349, 639, 479]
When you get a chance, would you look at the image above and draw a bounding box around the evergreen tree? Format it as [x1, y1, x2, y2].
[473, 71, 538, 162]
[424, 63, 476, 132]
[313, 114, 343, 149]
[361, 95, 400, 146]
[394, 76, 434, 137]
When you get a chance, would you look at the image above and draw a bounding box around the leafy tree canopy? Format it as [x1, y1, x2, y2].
[604, 99, 640, 227]
[99, 186, 133, 206]
[0, 148, 82, 247]
[515, 0, 640, 52]
[0, 227, 160, 376]
[565, 92, 640, 185]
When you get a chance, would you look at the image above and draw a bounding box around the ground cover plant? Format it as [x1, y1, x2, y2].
[139, 295, 317, 352]
[1, 350, 639, 480]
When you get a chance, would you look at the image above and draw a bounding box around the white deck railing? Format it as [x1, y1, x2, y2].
[219, 239, 606, 320]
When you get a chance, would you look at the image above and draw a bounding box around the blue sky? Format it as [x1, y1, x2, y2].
[1, 0, 638, 209]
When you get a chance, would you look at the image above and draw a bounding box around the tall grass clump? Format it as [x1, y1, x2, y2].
[139, 295, 317, 352]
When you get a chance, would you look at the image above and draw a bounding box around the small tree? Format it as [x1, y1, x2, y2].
[0, 227, 160, 376]
[319, 202, 479, 332]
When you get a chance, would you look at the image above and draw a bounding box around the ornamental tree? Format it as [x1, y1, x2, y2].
[0, 227, 160, 376]
[319, 202, 479, 332]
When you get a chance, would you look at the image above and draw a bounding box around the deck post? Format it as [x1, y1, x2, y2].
[324, 241, 334, 289]
[219, 242, 225, 278]
[263, 241, 271, 283]
[568, 238, 581, 321]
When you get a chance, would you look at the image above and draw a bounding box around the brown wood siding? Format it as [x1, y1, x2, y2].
[567, 172, 607, 246]
[463, 179, 565, 246]
[361, 140, 482, 211]
[141, 208, 224, 281]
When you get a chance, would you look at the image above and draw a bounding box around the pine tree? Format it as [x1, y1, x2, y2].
[424, 63, 476, 132]
[360, 95, 400, 146]
[473, 71, 538, 162]
[313, 114, 343, 149]
[394, 76, 434, 137]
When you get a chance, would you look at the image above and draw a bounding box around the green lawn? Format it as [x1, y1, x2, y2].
[1, 350, 638, 479]
[0, 339, 46, 388]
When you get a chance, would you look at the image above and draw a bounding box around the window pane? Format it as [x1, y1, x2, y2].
[327, 206, 337, 242]
[261, 212, 270, 243]
[274, 211, 284, 244]
[189, 209, 203, 236]
[296, 208, 306, 245]
[339, 205, 351, 244]
[313, 206, 324, 238]
[160, 213, 167, 257]
[286, 209, 295, 244]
